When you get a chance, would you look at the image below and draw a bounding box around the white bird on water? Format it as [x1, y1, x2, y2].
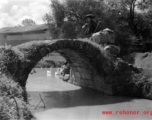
[47, 65, 54, 76]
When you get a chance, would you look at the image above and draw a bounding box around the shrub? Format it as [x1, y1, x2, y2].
[0, 75, 35, 120]
[110, 58, 152, 99]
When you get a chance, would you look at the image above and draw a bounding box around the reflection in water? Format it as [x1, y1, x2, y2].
[27, 68, 152, 120]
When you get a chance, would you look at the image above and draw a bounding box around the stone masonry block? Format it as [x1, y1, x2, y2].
[50, 42, 58, 51]
[76, 67, 83, 75]
[75, 77, 81, 83]
[70, 74, 76, 82]
[39, 48, 48, 57]
[70, 40, 75, 48]
[78, 41, 85, 49]
[83, 80, 89, 86]
[56, 41, 64, 49]
[82, 42, 90, 51]
[73, 71, 81, 78]
[74, 40, 81, 49]
[101, 84, 113, 90]
[94, 75, 105, 87]
[88, 85, 95, 89]
[83, 68, 92, 73]
[88, 80, 94, 86]
[73, 62, 81, 67]
[63, 40, 70, 48]
[83, 71, 92, 79]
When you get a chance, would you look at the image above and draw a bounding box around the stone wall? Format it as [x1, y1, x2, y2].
[59, 49, 114, 95]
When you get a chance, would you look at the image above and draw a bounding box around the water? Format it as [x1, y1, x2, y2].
[27, 68, 152, 120]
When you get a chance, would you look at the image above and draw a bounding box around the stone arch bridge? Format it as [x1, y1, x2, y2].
[0, 39, 151, 98]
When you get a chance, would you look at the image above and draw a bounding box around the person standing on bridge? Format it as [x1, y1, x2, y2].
[82, 14, 101, 37]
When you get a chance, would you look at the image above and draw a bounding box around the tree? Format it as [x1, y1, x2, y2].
[44, 0, 152, 53]
[51, 0, 65, 27]
[44, 0, 109, 38]
[21, 19, 36, 26]
[110, 0, 152, 39]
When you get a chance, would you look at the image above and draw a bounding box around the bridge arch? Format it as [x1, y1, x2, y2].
[1, 39, 117, 95]
[1, 39, 150, 98]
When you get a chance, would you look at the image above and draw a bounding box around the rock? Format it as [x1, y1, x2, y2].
[104, 45, 120, 56]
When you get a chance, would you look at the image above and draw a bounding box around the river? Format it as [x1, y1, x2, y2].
[26, 68, 152, 120]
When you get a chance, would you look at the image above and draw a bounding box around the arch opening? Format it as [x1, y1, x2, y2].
[26, 48, 114, 95]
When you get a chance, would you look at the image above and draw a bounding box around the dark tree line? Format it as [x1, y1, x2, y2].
[43, 0, 152, 53]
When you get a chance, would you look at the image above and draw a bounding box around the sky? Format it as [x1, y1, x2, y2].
[0, 0, 147, 29]
[0, 0, 52, 28]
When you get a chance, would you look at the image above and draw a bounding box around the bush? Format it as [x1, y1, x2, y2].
[110, 58, 152, 99]
[0, 75, 35, 120]
[35, 59, 65, 68]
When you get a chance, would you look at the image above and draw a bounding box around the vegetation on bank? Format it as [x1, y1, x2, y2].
[109, 58, 152, 99]
[0, 75, 35, 120]
[35, 52, 66, 68]
[35, 60, 64, 68]
[125, 52, 152, 69]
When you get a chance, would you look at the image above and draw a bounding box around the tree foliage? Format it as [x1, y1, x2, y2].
[21, 19, 36, 26]
[44, 0, 108, 39]
[44, 0, 152, 53]
[114, 0, 152, 39]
